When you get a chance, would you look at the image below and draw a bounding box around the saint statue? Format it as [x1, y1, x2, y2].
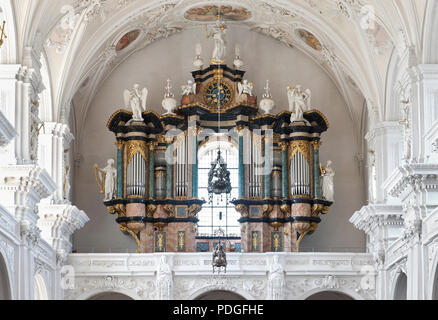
[94, 159, 117, 201]
[269, 255, 285, 300]
[156, 255, 173, 300]
[208, 21, 227, 64]
[181, 80, 197, 96]
[238, 80, 254, 96]
[287, 85, 312, 123]
[321, 160, 335, 202]
[124, 84, 148, 121]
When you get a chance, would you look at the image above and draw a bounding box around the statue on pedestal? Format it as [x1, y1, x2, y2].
[156, 255, 173, 300]
[287, 85, 311, 123]
[94, 159, 117, 201]
[268, 255, 285, 300]
[212, 241, 227, 274]
[124, 84, 148, 121]
[207, 21, 227, 64]
[321, 160, 335, 202]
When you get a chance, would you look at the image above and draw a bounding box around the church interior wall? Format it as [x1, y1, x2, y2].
[72, 26, 366, 254]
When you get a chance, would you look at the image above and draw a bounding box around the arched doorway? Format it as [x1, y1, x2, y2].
[195, 290, 246, 300]
[34, 274, 49, 300]
[393, 272, 407, 300]
[88, 292, 134, 300]
[432, 266, 438, 300]
[306, 291, 354, 300]
[0, 253, 11, 300]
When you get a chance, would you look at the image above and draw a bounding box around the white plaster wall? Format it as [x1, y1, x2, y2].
[73, 26, 365, 253]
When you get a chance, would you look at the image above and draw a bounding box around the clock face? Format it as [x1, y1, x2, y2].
[204, 81, 233, 108]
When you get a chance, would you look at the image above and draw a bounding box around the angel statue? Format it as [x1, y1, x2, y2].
[287, 85, 312, 123]
[181, 80, 197, 96]
[238, 80, 254, 96]
[124, 84, 148, 121]
[207, 20, 227, 64]
[321, 160, 335, 202]
[94, 159, 117, 202]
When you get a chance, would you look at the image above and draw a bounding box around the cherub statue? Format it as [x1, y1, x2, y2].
[181, 80, 197, 96]
[124, 84, 148, 121]
[321, 160, 335, 202]
[94, 159, 117, 202]
[287, 85, 312, 123]
[238, 80, 254, 96]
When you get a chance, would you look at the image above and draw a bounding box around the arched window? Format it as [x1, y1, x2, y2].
[197, 140, 240, 237]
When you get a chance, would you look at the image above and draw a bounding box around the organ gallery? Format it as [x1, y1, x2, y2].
[95, 22, 334, 254]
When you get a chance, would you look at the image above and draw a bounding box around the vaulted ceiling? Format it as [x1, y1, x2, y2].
[9, 0, 435, 144]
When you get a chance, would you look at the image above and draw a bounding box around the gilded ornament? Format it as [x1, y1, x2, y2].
[236, 204, 249, 217]
[289, 140, 310, 163]
[262, 204, 274, 217]
[163, 204, 175, 218]
[280, 204, 291, 218]
[188, 204, 202, 217]
[119, 224, 141, 253]
[146, 204, 157, 218]
[126, 140, 148, 163]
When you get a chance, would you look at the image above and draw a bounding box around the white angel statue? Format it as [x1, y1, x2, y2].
[182, 80, 197, 96]
[207, 21, 227, 63]
[238, 80, 254, 96]
[94, 159, 117, 202]
[287, 85, 312, 123]
[124, 84, 148, 121]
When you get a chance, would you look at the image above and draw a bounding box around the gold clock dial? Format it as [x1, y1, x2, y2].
[204, 81, 233, 108]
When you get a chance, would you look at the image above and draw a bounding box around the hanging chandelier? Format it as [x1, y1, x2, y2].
[208, 150, 232, 204]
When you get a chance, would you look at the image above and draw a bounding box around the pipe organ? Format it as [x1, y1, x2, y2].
[101, 62, 333, 253]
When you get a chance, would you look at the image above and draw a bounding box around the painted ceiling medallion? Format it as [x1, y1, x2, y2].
[184, 5, 252, 22]
[116, 30, 140, 52]
[297, 29, 323, 51]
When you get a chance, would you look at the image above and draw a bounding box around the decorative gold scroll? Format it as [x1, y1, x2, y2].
[119, 224, 141, 253]
[126, 140, 148, 164]
[289, 140, 311, 163]
[236, 204, 249, 217]
[262, 204, 274, 217]
[188, 204, 202, 218]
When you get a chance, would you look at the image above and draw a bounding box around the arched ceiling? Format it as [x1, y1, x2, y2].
[9, 0, 433, 143]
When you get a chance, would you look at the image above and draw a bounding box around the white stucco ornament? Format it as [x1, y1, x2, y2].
[162, 79, 177, 115]
[259, 80, 275, 114]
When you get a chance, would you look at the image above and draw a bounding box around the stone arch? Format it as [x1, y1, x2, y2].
[392, 271, 407, 300]
[39, 50, 54, 122]
[0, 0, 18, 64]
[298, 288, 365, 301]
[87, 291, 135, 300]
[34, 274, 49, 300]
[75, 288, 140, 301]
[195, 290, 246, 300]
[187, 285, 255, 301]
[0, 251, 12, 300]
[428, 248, 438, 300]
[423, 1, 438, 64]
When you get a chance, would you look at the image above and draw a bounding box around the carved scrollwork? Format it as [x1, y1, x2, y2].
[290, 140, 310, 162]
[126, 140, 148, 164]
[263, 204, 274, 217]
[147, 204, 157, 218]
[280, 204, 291, 218]
[188, 204, 202, 218]
[163, 204, 175, 218]
[236, 204, 249, 217]
[119, 224, 141, 253]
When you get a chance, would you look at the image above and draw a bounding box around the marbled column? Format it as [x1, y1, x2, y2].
[166, 142, 173, 198]
[116, 142, 124, 198]
[281, 143, 289, 199]
[264, 137, 272, 199]
[192, 130, 198, 198]
[312, 141, 321, 198]
[149, 144, 155, 199]
[239, 134, 245, 198]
